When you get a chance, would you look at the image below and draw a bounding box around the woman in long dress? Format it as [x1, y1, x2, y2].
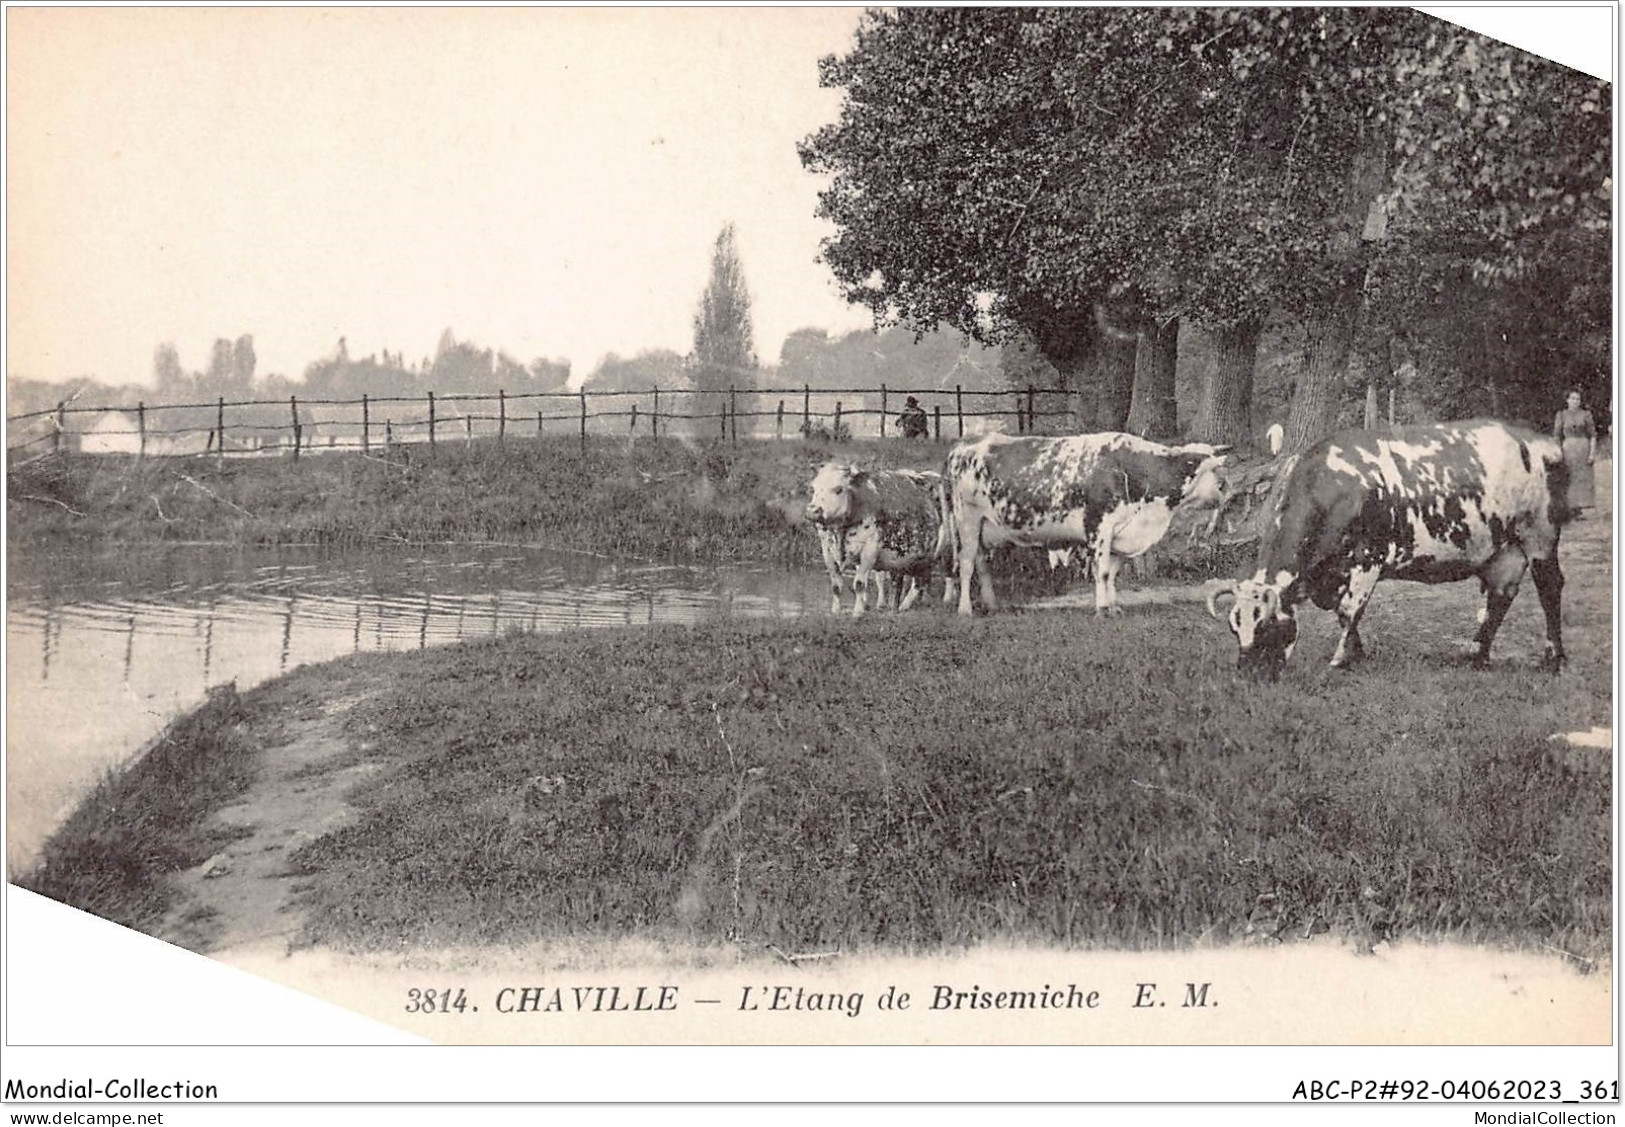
[1553, 389, 1597, 516]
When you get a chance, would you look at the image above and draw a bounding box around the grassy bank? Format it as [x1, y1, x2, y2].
[293, 609, 1609, 958]
[30, 583, 1602, 960]
[18, 684, 257, 934]
[5, 438, 954, 566]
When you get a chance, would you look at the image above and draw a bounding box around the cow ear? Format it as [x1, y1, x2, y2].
[849, 467, 869, 485]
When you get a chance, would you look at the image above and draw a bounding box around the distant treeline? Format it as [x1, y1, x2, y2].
[5, 317, 1601, 442]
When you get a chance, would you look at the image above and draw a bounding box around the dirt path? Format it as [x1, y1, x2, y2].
[156, 688, 384, 956]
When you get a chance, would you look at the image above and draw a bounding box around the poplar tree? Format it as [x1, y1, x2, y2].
[691, 222, 758, 428]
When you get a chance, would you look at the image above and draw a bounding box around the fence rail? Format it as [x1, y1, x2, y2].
[6, 383, 1081, 459]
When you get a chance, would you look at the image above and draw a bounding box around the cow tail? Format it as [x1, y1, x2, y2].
[934, 476, 957, 569]
[1540, 440, 1574, 526]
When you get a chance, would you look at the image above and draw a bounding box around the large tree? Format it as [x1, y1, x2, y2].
[1361, 29, 1611, 429]
[801, 8, 1609, 449]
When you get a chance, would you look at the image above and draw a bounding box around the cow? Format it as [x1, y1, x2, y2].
[1206, 419, 1568, 678]
[943, 432, 1229, 616]
[804, 463, 949, 617]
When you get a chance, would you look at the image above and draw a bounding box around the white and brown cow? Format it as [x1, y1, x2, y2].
[943, 432, 1228, 616]
[804, 463, 948, 617]
[1207, 419, 1568, 677]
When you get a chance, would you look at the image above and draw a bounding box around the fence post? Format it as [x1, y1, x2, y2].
[1027, 385, 1036, 434]
[290, 396, 301, 461]
[729, 386, 738, 444]
[956, 384, 964, 438]
[537, 410, 544, 438]
[137, 402, 146, 459]
[385, 420, 394, 448]
[803, 385, 811, 437]
[579, 388, 587, 451]
[53, 400, 65, 454]
[651, 387, 659, 439]
[217, 396, 226, 463]
[880, 384, 888, 439]
[719, 402, 727, 440]
[362, 394, 370, 454]
[428, 392, 436, 447]
[465, 414, 473, 445]
[776, 400, 785, 440]
[834, 401, 843, 438]
[630, 403, 639, 433]
[1014, 392, 1025, 434]
[933, 404, 942, 441]
[498, 390, 506, 445]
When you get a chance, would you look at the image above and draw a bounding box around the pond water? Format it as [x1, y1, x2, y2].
[6, 541, 826, 872]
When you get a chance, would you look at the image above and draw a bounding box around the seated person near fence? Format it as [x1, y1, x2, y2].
[898, 396, 929, 439]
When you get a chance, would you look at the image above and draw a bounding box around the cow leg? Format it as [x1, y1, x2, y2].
[1472, 548, 1529, 668]
[1094, 537, 1126, 617]
[975, 551, 997, 613]
[852, 539, 882, 618]
[899, 575, 922, 612]
[941, 501, 960, 606]
[1329, 566, 1380, 668]
[870, 571, 889, 612]
[1530, 554, 1565, 671]
[957, 516, 989, 616]
[818, 530, 845, 615]
[957, 546, 976, 616]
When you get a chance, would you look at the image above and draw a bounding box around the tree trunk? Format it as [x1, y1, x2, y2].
[1051, 353, 1092, 434]
[1094, 332, 1137, 431]
[1029, 304, 1097, 435]
[1283, 283, 1361, 453]
[1127, 316, 1179, 439]
[1190, 320, 1259, 446]
[1281, 140, 1389, 453]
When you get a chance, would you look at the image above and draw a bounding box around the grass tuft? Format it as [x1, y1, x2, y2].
[16, 683, 259, 933]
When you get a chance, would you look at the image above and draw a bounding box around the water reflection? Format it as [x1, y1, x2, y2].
[6, 542, 823, 872]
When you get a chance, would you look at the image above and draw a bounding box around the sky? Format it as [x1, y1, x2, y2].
[5, 6, 1614, 392]
[6, 7, 875, 388]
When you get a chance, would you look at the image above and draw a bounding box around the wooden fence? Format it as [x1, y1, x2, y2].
[6, 384, 1082, 459]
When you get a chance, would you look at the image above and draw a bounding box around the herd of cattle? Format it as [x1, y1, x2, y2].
[802, 419, 1571, 678]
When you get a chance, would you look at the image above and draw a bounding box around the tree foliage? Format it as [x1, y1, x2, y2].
[691, 222, 758, 400]
[801, 8, 1611, 444]
[581, 349, 693, 395]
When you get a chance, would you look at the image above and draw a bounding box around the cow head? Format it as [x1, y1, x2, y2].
[805, 463, 867, 525]
[1179, 450, 1230, 508]
[1207, 578, 1297, 679]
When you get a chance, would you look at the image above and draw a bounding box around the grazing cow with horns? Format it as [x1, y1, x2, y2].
[943, 432, 1229, 616]
[1207, 420, 1569, 678]
[804, 462, 949, 616]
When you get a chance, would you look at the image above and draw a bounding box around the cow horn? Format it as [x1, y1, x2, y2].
[1205, 579, 1238, 619]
